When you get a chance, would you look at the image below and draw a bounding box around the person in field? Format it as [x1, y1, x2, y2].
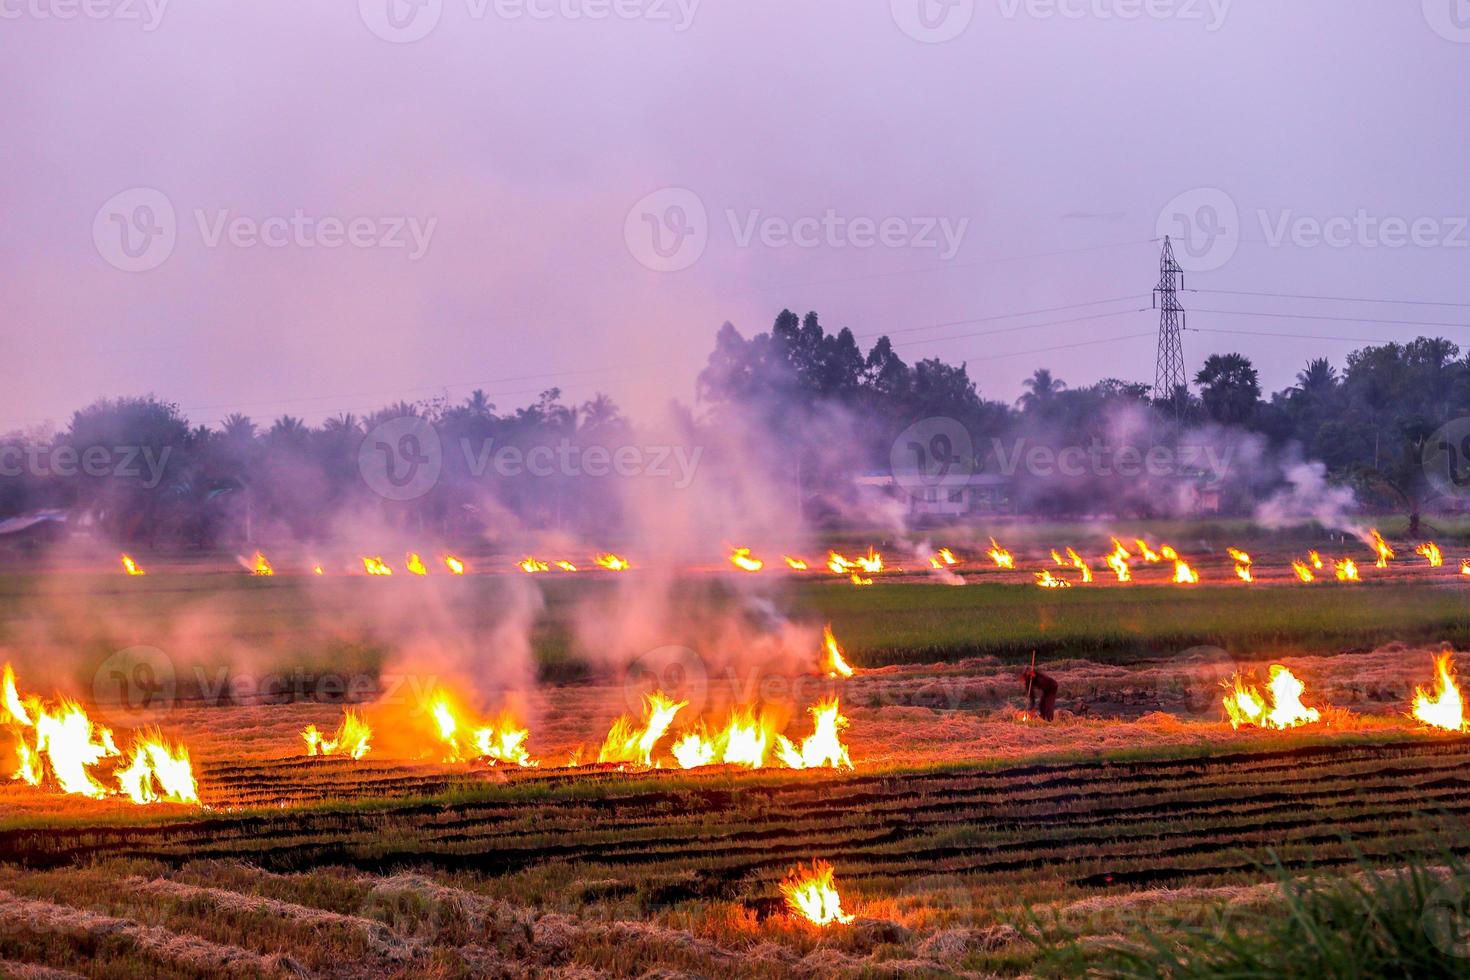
[1021, 666, 1059, 722]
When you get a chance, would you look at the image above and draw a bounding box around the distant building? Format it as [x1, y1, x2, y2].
[855, 472, 1013, 518]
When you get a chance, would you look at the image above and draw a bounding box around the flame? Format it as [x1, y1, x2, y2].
[312, 564, 325, 576]
[3, 664, 197, 805]
[822, 625, 854, 679]
[826, 552, 855, 575]
[1412, 651, 1465, 732]
[1309, 550, 1325, 570]
[1417, 542, 1445, 568]
[774, 698, 852, 770]
[595, 553, 630, 571]
[986, 539, 1014, 569]
[780, 861, 855, 926]
[598, 691, 686, 767]
[1034, 569, 1071, 589]
[1050, 549, 1066, 567]
[553, 560, 579, 572]
[671, 729, 717, 769]
[1172, 559, 1200, 585]
[784, 555, 809, 571]
[443, 555, 466, 575]
[120, 554, 146, 576]
[1066, 547, 1093, 583]
[117, 733, 199, 805]
[302, 709, 373, 760]
[404, 553, 427, 576]
[1223, 666, 1321, 730]
[729, 548, 764, 573]
[1335, 558, 1360, 582]
[361, 556, 393, 576]
[251, 551, 274, 576]
[426, 693, 536, 767]
[855, 549, 883, 574]
[1368, 528, 1394, 568]
[1160, 545, 1179, 561]
[1105, 541, 1132, 583]
[518, 557, 549, 574]
[1461, 559, 1470, 577]
[1292, 560, 1316, 583]
[929, 547, 961, 569]
[849, 573, 873, 587]
[1134, 539, 1161, 563]
[1228, 548, 1253, 584]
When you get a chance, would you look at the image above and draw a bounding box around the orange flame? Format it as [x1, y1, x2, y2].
[598, 691, 686, 767]
[302, 709, 373, 760]
[517, 557, 549, 574]
[826, 552, 855, 575]
[1461, 559, 1470, 577]
[1335, 558, 1360, 582]
[406, 553, 428, 576]
[595, 553, 630, 571]
[855, 549, 883, 575]
[1105, 541, 1132, 582]
[427, 692, 536, 767]
[729, 548, 764, 573]
[1228, 548, 1253, 584]
[784, 555, 809, 570]
[251, 551, 274, 576]
[774, 698, 852, 770]
[822, 625, 854, 679]
[1134, 539, 1161, 563]
[553, 560, 579, 572]
[929, 547, 960, 569]
[362, 556, 393, 576]
[1412, 651, 1465, 732]
[1223, 666, 1321, 730]
[1034, 569, 1071, 589]
[120, 554, 146, 576]
[1172, 559, 1200, 585]
[1308, 550, 1324, 569]
[2, 664, 198, 805]
[443, 555, 466, 575]
[1416, 542, 1444, 568]
[780, 861, 855, 926]
[1292, 560, 1315, 583]
[1066, 547, 1093, 583]
[1367, 528, 1394, 568]
[312, 564, 325, 576]
[849, 573, 873, 587]
[986, 539, 1014, 569]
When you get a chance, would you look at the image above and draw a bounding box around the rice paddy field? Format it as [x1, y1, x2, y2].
[3, 532, 1470, 977]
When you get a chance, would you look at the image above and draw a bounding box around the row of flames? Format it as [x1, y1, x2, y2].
[2, 665, 198, 805]
[1224, 652, 1470, 733]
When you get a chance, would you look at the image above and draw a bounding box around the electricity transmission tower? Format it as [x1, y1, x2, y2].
[1152, 236, 1187, 430]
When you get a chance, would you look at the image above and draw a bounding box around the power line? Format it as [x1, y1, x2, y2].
[965, 331, 1156, 363]
[1193, 288, 1470, 309]
[885, 307, 1147, 350]
[853, 294, 1148, 340]
[1191, 307, 1470, 331]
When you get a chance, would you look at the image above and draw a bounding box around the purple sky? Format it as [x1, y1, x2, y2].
[2, 1, 1468, 431]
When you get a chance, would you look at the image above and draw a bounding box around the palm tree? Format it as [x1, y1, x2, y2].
[220, 413, 257, 443]
[1293, 358, 1339, 398]
[1018, 368, 1067, 411]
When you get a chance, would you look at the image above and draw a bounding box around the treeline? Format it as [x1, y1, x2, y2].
[2, 309, 1466, 547]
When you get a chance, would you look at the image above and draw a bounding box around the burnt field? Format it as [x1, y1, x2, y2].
[0, 733, 1468, 977]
